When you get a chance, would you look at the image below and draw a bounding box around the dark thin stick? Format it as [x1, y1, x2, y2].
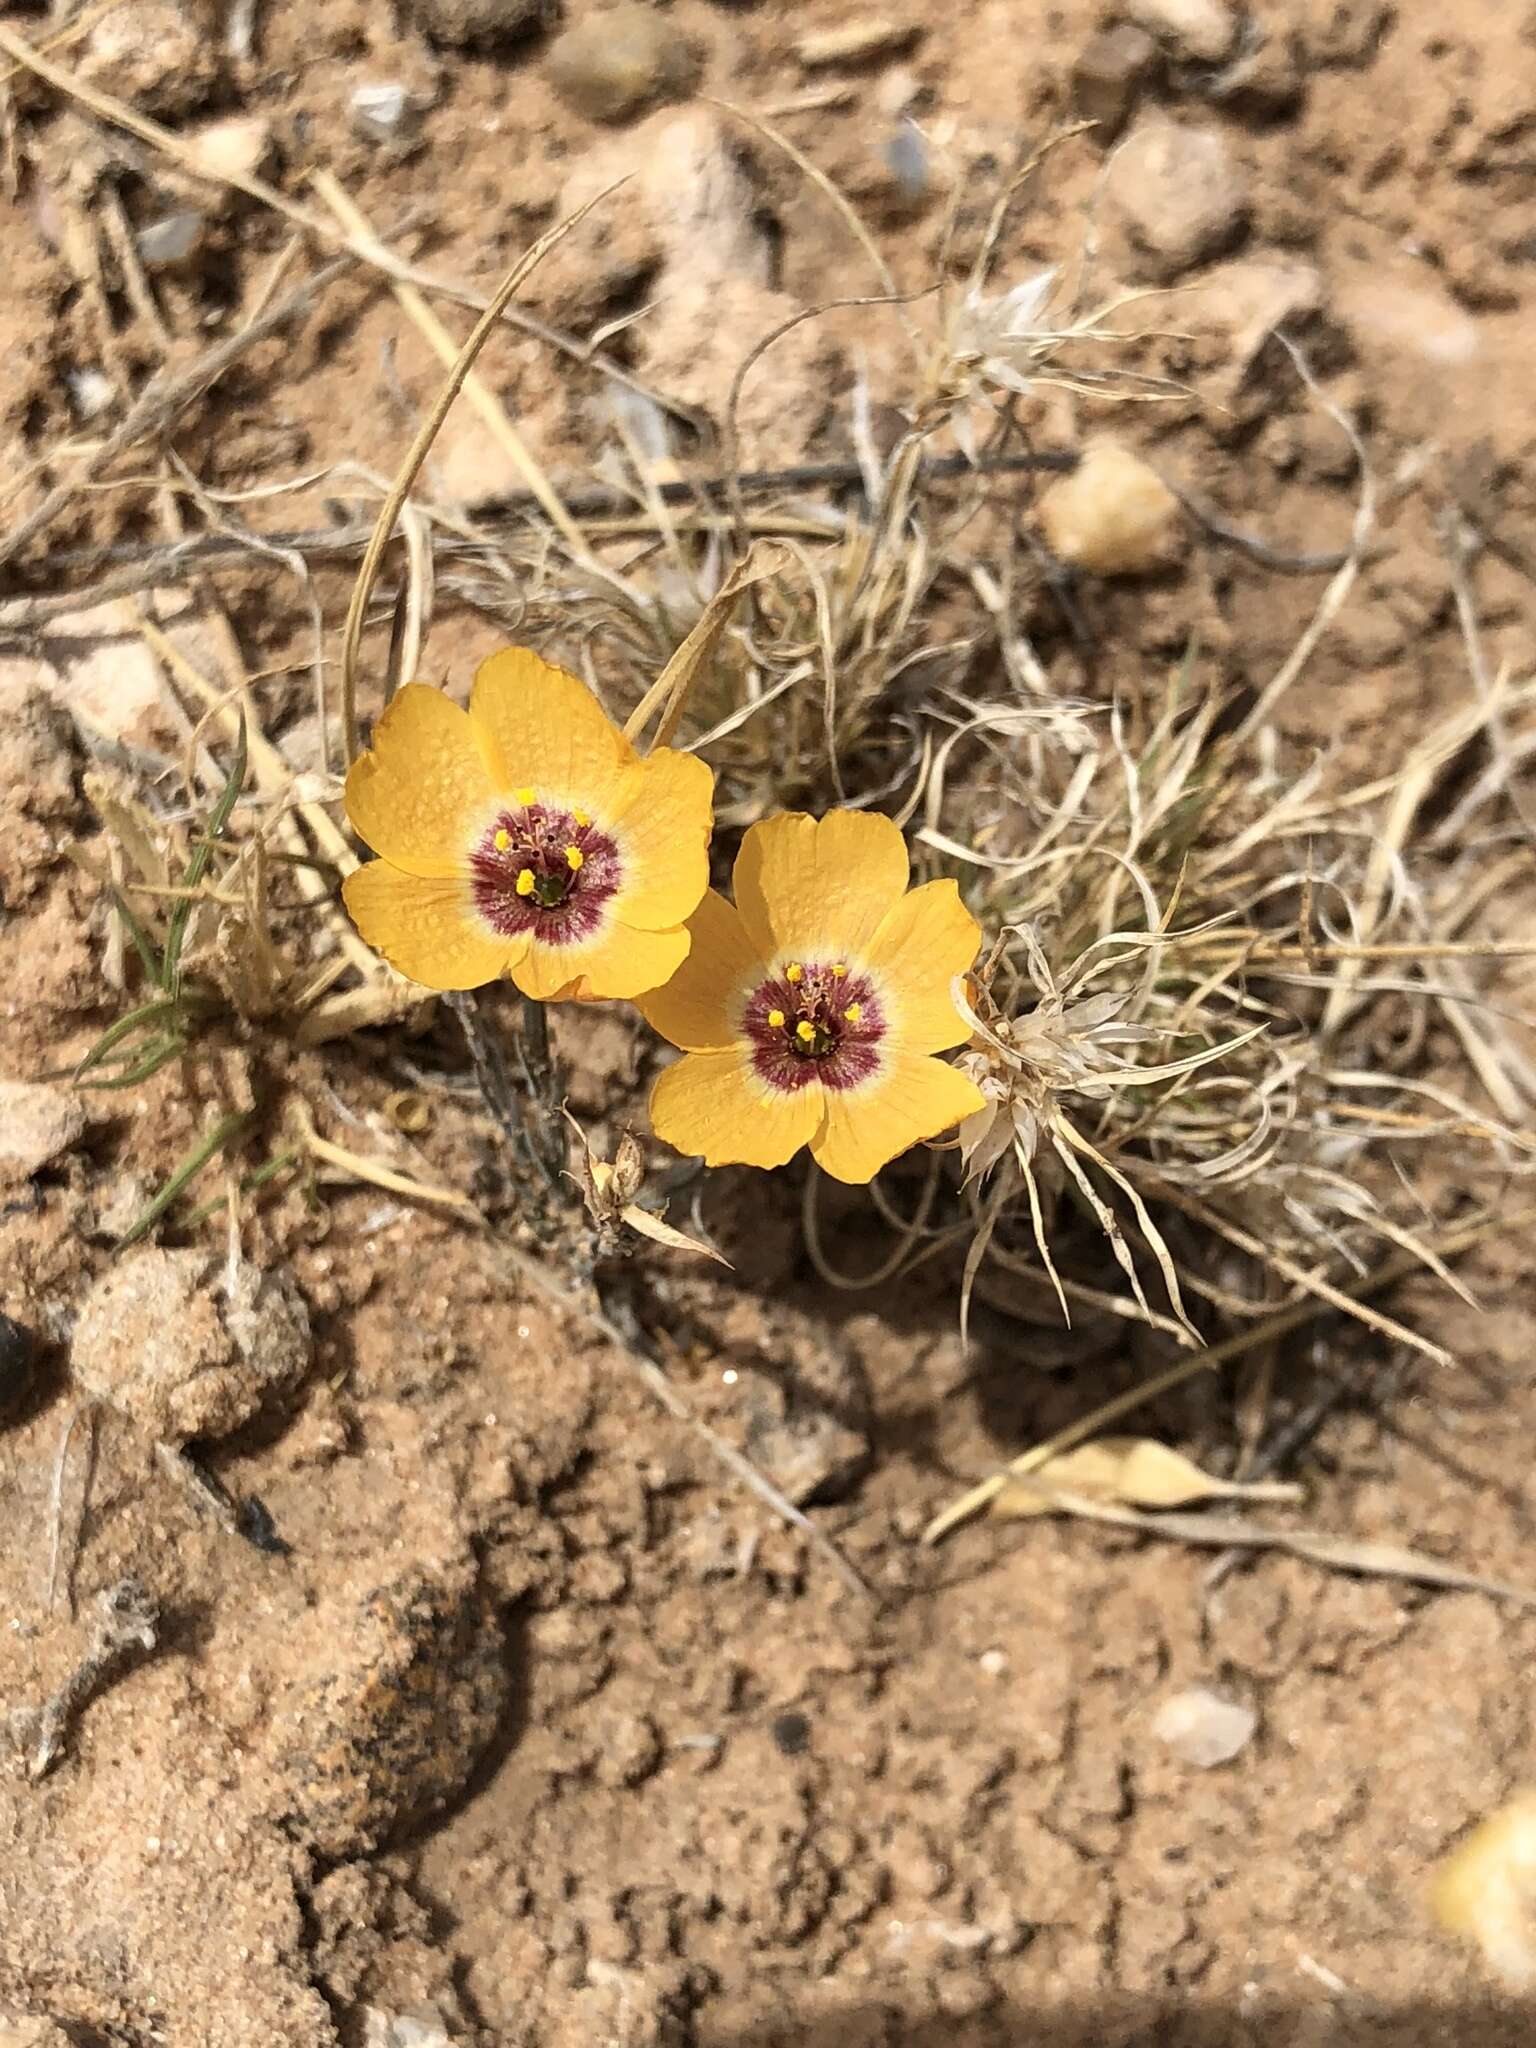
[1154, 470, 1357, 575]
[0, 450, 1080, 610]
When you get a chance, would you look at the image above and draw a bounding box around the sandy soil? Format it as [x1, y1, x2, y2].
[3, 1, 1536, 2044]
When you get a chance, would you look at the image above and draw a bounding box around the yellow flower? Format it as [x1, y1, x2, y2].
[342, 648, 714, 1000]
[639, 811, 986, 1184]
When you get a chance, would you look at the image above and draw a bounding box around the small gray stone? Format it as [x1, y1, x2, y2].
[402, 0, 548, 49]
[350, 82, 425, 147]
[1107, 117, 1248, 279]
[1071, 23, 1159, 138]
[136, 210, 205, 269]
[548, 5, 705, 124]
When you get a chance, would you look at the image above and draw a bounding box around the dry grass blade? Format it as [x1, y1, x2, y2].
[312, 172, 590, 560]
[293, 1104, 481, 1222]
[338, 182, 622, 762]
[622, 544, 790, 752]
[1015, 1490, 1536, 1609]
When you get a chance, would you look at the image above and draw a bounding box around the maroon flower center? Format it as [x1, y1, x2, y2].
[468, 797, 621, 943]
[742, 958, 887, 1095]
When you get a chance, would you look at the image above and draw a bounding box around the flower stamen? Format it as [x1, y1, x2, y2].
[494, 827, 511, 852]
[767, 1008, 786, 1028]
[565, 845, 585, 871]
[516, 786, 537, 807]
[785, 963, 803, 984]
[516, 868, 535, 897]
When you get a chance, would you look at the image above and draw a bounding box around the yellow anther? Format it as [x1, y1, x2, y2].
[515, 868, 536, 898]
[565, 845, 584, 872]
[832, 963, 848, 979]
[573, 808, 591, 828]
[494, 827, 511, 852]
[767, 1008, 786, 1029]
[516, 785, 536, 807]
[843, 1003, 863, 1023]
[795, 1019, 816, 1044]
[785, 963, 803, 984]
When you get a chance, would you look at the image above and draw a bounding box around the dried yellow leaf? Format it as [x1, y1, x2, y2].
[991, 1435, 1301, 1519]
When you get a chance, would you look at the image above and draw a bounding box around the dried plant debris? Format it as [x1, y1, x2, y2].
[10, 1577, 160, 1781]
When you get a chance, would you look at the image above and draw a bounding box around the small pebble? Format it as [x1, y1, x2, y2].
[184, 115, 275, 194]
[548, 5, 704, 124]
[771, 1710, 811, 1757]
[80, 0, 220, 117]
[1151, 1685, 1256, 1768]
[66, 368, 116, 422]
[1071, 23, 1159, 137]
[1126, 0, 1238, 64]
[136, 210, 205, 269]
[363, 2008, 454, 2048]
[1106, 117, 1248, 279]
[1039, 441, 1183, 577]
[402, 0, 546, 47]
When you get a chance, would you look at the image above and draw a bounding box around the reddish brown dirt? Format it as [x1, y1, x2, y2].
[3, 2, 1536, 2045]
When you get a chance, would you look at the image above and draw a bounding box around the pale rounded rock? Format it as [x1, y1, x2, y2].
[0, 1080, 87, 1186]
[80, 1, 220, 117]
[71, 1249, 311, 1443]
[1039, 441, 1183, 577]
[1151, 1685, 1256, 1768]
[1107, 118, 1248, 279]
[548, 5, 705, 123]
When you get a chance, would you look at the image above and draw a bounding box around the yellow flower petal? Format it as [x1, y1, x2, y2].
[511, 919, 690, 1003]
[650, 1050, 822, 1170]
[864, 879, 982, 1054]
[468, 647, 632, 811]
[733, 810, 909, 963]
[811, 1053, 985, 1185]
[342, 860, 523, 991]
[637, 889, 762, 1051]
[344, 684, 498, 878]
[607, 746, 715, 931]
